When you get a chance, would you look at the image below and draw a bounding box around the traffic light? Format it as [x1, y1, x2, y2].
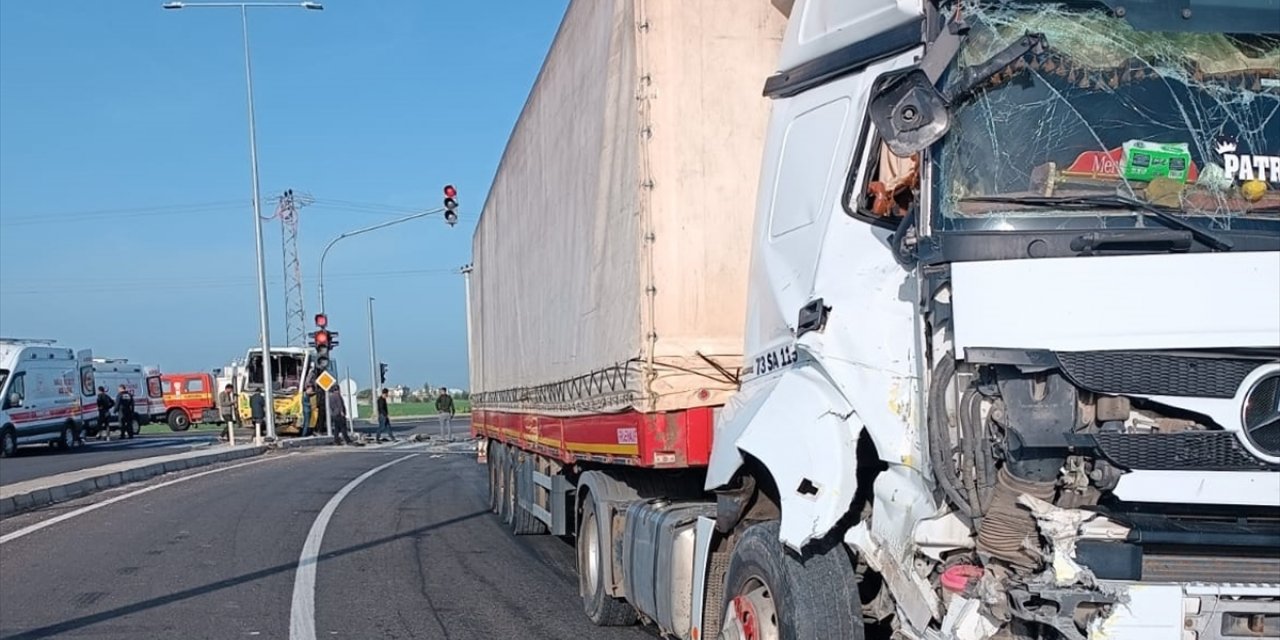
[309, 314, 339, 372]
[443, 184, 458, 227]
[379, 362, 388, 385]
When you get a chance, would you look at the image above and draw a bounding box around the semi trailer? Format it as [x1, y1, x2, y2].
[469, 1, 1280, 639]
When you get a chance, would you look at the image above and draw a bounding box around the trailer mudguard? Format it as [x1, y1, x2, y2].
[706, 363, 861, 551]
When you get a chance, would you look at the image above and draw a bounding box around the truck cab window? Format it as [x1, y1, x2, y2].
[854, 138, 919, 221]
[185, 379, 206, 393]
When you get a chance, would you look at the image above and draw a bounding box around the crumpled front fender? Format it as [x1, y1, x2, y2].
[706, 364, 861, 551]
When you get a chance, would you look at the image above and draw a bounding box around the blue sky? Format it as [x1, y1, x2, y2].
[0, 0, 568, 391]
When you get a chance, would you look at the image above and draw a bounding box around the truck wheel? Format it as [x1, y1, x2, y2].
[720, 521, 863, 640]
[1, 427, 16, 458]
[168, 410, 191, 432]
[510, 454, 548, 535]
[577, 494, 638, 626]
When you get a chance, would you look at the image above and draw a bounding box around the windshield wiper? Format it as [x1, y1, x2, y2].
[959, 194, 1234, 251]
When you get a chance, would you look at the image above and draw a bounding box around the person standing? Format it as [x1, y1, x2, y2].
[249, 388, 266, 439]
[217, 384, 237, 441]
[375, 388, 395, 442]
[115, 384, 137, 440]
[300, 381, 314, 437]
[330, 386, 356, 445]
[434, 388, 455, 439]
[95, 386, 115, 441]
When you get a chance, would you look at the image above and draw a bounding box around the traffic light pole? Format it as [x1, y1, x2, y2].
[368, 296, 379, 423]
[316, 206, 446, 314]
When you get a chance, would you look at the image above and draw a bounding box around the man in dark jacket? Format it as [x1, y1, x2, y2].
[249, 389, 266, 437]
[95, 386, 115, 441]
[375, 388, 395, 442]
[434, 388, 455, 438]
[330, 386, 356, 445]
[116, 384, 136, 440]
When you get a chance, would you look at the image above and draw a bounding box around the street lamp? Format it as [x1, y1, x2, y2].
[316, 206, 449, 313]
[164, 0, 322, 440]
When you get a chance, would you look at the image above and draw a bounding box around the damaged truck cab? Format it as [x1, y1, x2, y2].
[715, 0, 1280, 638]
[470, 1, 1279, 639]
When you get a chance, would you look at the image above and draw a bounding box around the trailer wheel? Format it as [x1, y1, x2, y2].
[510, 453, 548, 535]
[167, 409, 191, 432]
[501, 448, 518, 525]
[720, 521, 863, 640]
[577, 494, 638, 626]
[0, 426, 16, 458]
[488, 441, 503, 515]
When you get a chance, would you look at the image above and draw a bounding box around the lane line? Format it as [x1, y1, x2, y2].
[289, 453, 419, 640]
[0, 454, 285, 545]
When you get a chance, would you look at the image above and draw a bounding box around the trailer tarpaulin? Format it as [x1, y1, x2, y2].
[470, 0, 785, 416]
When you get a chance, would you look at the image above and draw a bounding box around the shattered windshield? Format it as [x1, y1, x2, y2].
[935, 3, 1280, 234]
[245, 352, 306, 393]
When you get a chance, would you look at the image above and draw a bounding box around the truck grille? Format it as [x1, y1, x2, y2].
[1093, 431, 1279, 472]
[1056, 351, 1260, 398]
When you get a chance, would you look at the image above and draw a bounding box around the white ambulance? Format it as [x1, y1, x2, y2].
[0, 338, 98, 456]
[87, 359, 165, 437]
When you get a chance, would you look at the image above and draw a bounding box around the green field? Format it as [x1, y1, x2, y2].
[356, 399, 471, 419]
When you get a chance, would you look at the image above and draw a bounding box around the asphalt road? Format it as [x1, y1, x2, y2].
[0, 417, 471, 487]
[0, 434, 652, 639]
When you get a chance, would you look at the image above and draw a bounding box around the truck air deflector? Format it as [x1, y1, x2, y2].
[763, 18, 923, 99]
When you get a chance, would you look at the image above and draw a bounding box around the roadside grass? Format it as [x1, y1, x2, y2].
[354, 399, 471, 419]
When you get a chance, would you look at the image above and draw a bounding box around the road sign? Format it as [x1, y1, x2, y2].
[316, 370, 337, 391]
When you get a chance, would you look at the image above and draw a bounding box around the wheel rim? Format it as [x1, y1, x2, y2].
[581, 509, 601, 598]
[63, 427, 75, 448]
[2, 433, 14, 456]
[722, 579, 779, 640]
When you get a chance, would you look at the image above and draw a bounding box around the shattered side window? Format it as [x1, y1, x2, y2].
[934, 2, 1280, 231]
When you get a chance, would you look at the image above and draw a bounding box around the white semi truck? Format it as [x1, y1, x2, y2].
[469, 1, 1280, 639]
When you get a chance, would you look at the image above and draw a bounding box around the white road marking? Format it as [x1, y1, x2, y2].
[0, 454, 284, 545]
[289, 453, 418, 640]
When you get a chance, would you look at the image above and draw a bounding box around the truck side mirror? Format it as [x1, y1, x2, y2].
[869, 68, 950, 156]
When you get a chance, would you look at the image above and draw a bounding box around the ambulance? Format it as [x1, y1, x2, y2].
[0, 338, 98, 456]
[87, 359, 164, 436]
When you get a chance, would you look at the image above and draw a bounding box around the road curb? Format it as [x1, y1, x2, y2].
[0, 444, 268, 518]
[271, 436, 332, 450]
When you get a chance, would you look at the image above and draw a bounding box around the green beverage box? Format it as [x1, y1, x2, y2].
[1121, 140, 1193, 183]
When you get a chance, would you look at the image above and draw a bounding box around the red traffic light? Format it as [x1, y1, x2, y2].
[314, 329, 331, 346]
[443, 184, 457, 198]
[314, 313, 328, 328]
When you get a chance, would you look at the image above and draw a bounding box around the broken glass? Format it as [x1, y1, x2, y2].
[933, 2, 1280, 234]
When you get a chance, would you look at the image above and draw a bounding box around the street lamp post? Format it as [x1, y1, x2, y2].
[164, 0, 322, 440]
[316, 206, 446, 313]
[368, 296, 379, 429]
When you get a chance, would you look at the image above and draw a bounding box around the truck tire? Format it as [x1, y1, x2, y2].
[501, 448, 517, 525]
[1, 426, 16, 458]
[577, 493, 638, 626]
[168, 409, 191, 432]
[488, 441, 502, 514]
[510, 453, 548, 535]
[720, 521, 863, 640]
